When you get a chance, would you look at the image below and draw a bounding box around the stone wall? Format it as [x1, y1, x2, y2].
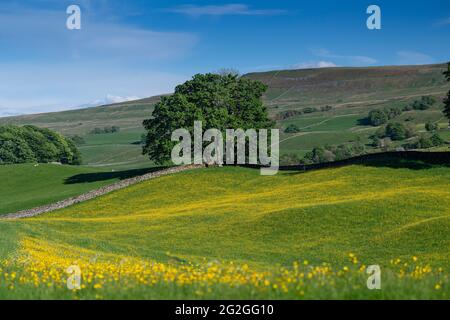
[2, 165, 203, 220]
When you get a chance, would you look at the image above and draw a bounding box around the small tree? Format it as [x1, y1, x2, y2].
[368, 109, 388, 126]
[280, 153, 301, 165]
[430, 133, 445, 147]
[385, 122, 407, 141]
[425, 121, 438, 132]
[284, 124, 301, 133]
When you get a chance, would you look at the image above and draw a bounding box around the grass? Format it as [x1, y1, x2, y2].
[0, 163, 156, 215]
[0, 161, 449, 299]
[78, 128, 151, 170]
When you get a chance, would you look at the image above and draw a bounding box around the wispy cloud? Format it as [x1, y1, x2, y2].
[166, 4, 286, 17]
[0, 9, 198, 61]
[396, 51, 434, 65]
[292, 61, 337, 69]
[0, 64, 189, 116]
[0, 4, 197, 114]
[311, 48, 377, 66]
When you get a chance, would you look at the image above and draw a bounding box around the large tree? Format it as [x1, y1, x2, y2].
[444, 62, 450, 127]
[142, 73, 273, 164]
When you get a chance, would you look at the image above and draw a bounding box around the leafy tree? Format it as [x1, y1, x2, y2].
[383, 106, 402, 120]
[421, 96, 436, 106]
[284, 124, 301, 133]
[0, 125, 81, 165]
[142, 73, 273, 164]
[430, 133, 445, 147]
[303, 147, 335, 164]
[370, 136, 381, 147]
[280, 153, 301, 165]
[302, 141, 366, 165]
[416, 136, 434, 149]
[368, 110, 388, 126]
[425, 122, 439, 132]
[385, 122, 407, 141]
[0, 134, 36, 164]
[410, 96, 435, 111]
[443, 62, 450, 126]
[333, 144, 355, 161]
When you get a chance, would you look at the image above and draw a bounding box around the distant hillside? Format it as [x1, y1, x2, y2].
[245, 63, 448, 115]
[0, 95, 162, 135]
[1, 63, 448, 169]
[1, 63, 447, 131]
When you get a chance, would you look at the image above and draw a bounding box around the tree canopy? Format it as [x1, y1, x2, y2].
[142, 73, 273, 164]
[0, 125, 81, 165]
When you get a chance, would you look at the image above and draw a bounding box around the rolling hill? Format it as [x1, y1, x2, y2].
[0, 64, 449, 168]
[0, 160, 449, 299]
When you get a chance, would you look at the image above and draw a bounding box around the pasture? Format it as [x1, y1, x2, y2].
[0, 161, 448, 299]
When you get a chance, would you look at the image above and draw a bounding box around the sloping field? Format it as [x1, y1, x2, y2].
[0, 162, 449, 299]
[0, 164, 147, 215]
[246, 64, 448, 112]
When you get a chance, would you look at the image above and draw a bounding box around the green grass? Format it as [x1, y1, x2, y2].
[77, 128, 152, 170]
[0, 161, 448, 299]
[0, 163, 156, 215]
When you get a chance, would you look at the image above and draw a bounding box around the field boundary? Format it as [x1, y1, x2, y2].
[242, 151, 450, 171]
[1, 165, 203, 220]
[3, 151, 449, 220]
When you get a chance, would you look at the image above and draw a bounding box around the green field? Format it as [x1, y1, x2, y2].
[0, 164, 157, 215]
[0, 64, 449, 299]
[79, 128, 151, 170]
[0, 161, 449, 299]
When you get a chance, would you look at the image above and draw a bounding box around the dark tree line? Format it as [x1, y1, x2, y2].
[89, 126, 120, 134]
[366, 96, 436, 127]
[0, 125, 81, 165]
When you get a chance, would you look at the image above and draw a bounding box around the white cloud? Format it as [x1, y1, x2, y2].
[292, 61, 337, 69]
[166, 4, 286, 17]
[311, 48, 377, 66]
[396, 51, 434, 65]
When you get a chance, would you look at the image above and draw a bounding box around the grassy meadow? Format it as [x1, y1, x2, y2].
[0, 64, 449, 299]
[0, 162, 449, 299]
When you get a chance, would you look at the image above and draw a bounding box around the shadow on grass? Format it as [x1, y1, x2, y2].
[356, 117, 371, 126]
[65, 166, 169, 184]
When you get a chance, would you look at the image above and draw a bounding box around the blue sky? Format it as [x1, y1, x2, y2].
[0, 0, 449, 116]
